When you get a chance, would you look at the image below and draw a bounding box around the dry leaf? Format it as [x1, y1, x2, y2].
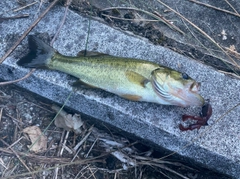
[23, 126, 47, 153]
[52, 105, 83, 134]
[229, 45, 236, 52]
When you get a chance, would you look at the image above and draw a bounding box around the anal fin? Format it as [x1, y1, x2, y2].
[120, 94, 142, 101]
[72, 79, 98, 89]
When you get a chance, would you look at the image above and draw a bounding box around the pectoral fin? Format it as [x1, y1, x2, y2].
[125, 70, 149, 87]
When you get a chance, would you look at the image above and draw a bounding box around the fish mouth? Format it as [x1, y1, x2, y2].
[184, 82, 204, 106]
[171, 81, 205, 107]
[190, 82, 201, 93]
[183, 93, 204, 107]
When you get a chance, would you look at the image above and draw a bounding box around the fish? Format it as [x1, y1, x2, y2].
[17, 35, 204, 107]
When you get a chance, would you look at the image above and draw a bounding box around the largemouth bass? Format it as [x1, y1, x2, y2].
[17, 35, 204, 107]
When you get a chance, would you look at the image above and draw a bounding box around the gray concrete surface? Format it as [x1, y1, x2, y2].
[0, 1, 239, 178]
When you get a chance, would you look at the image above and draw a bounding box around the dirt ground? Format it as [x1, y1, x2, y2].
[0, 0, 238, 178]
[0, 84, 230, 178]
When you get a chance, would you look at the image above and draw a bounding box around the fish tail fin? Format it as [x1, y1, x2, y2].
[17, 35, 55, 68]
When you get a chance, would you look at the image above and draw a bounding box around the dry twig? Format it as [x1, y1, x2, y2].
[0, 14, 29, 22]
[0, 69, 35, 86]
[1, 140, 35, 179]
[0, 108, 2, 123]
[224, 0, 239, 14]
[13, 1, 38, 12]
[157, 0, 240, 75]
[0, 147, 71, 164]
[1, 157, 104, 179]
[72, 125, 94, 162]
[51, 0, 73, 46]
[101, 7, 184, 34]
[188, 0, 240, 18]
[100, 13, 159, 22]
[7, 136, 24, 149]
[153, 11, 184, 35]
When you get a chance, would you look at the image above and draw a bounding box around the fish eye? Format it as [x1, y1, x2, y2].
[182, 73, 189, 79]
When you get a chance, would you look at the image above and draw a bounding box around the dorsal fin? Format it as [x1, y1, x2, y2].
[77, 50, 108, 57]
